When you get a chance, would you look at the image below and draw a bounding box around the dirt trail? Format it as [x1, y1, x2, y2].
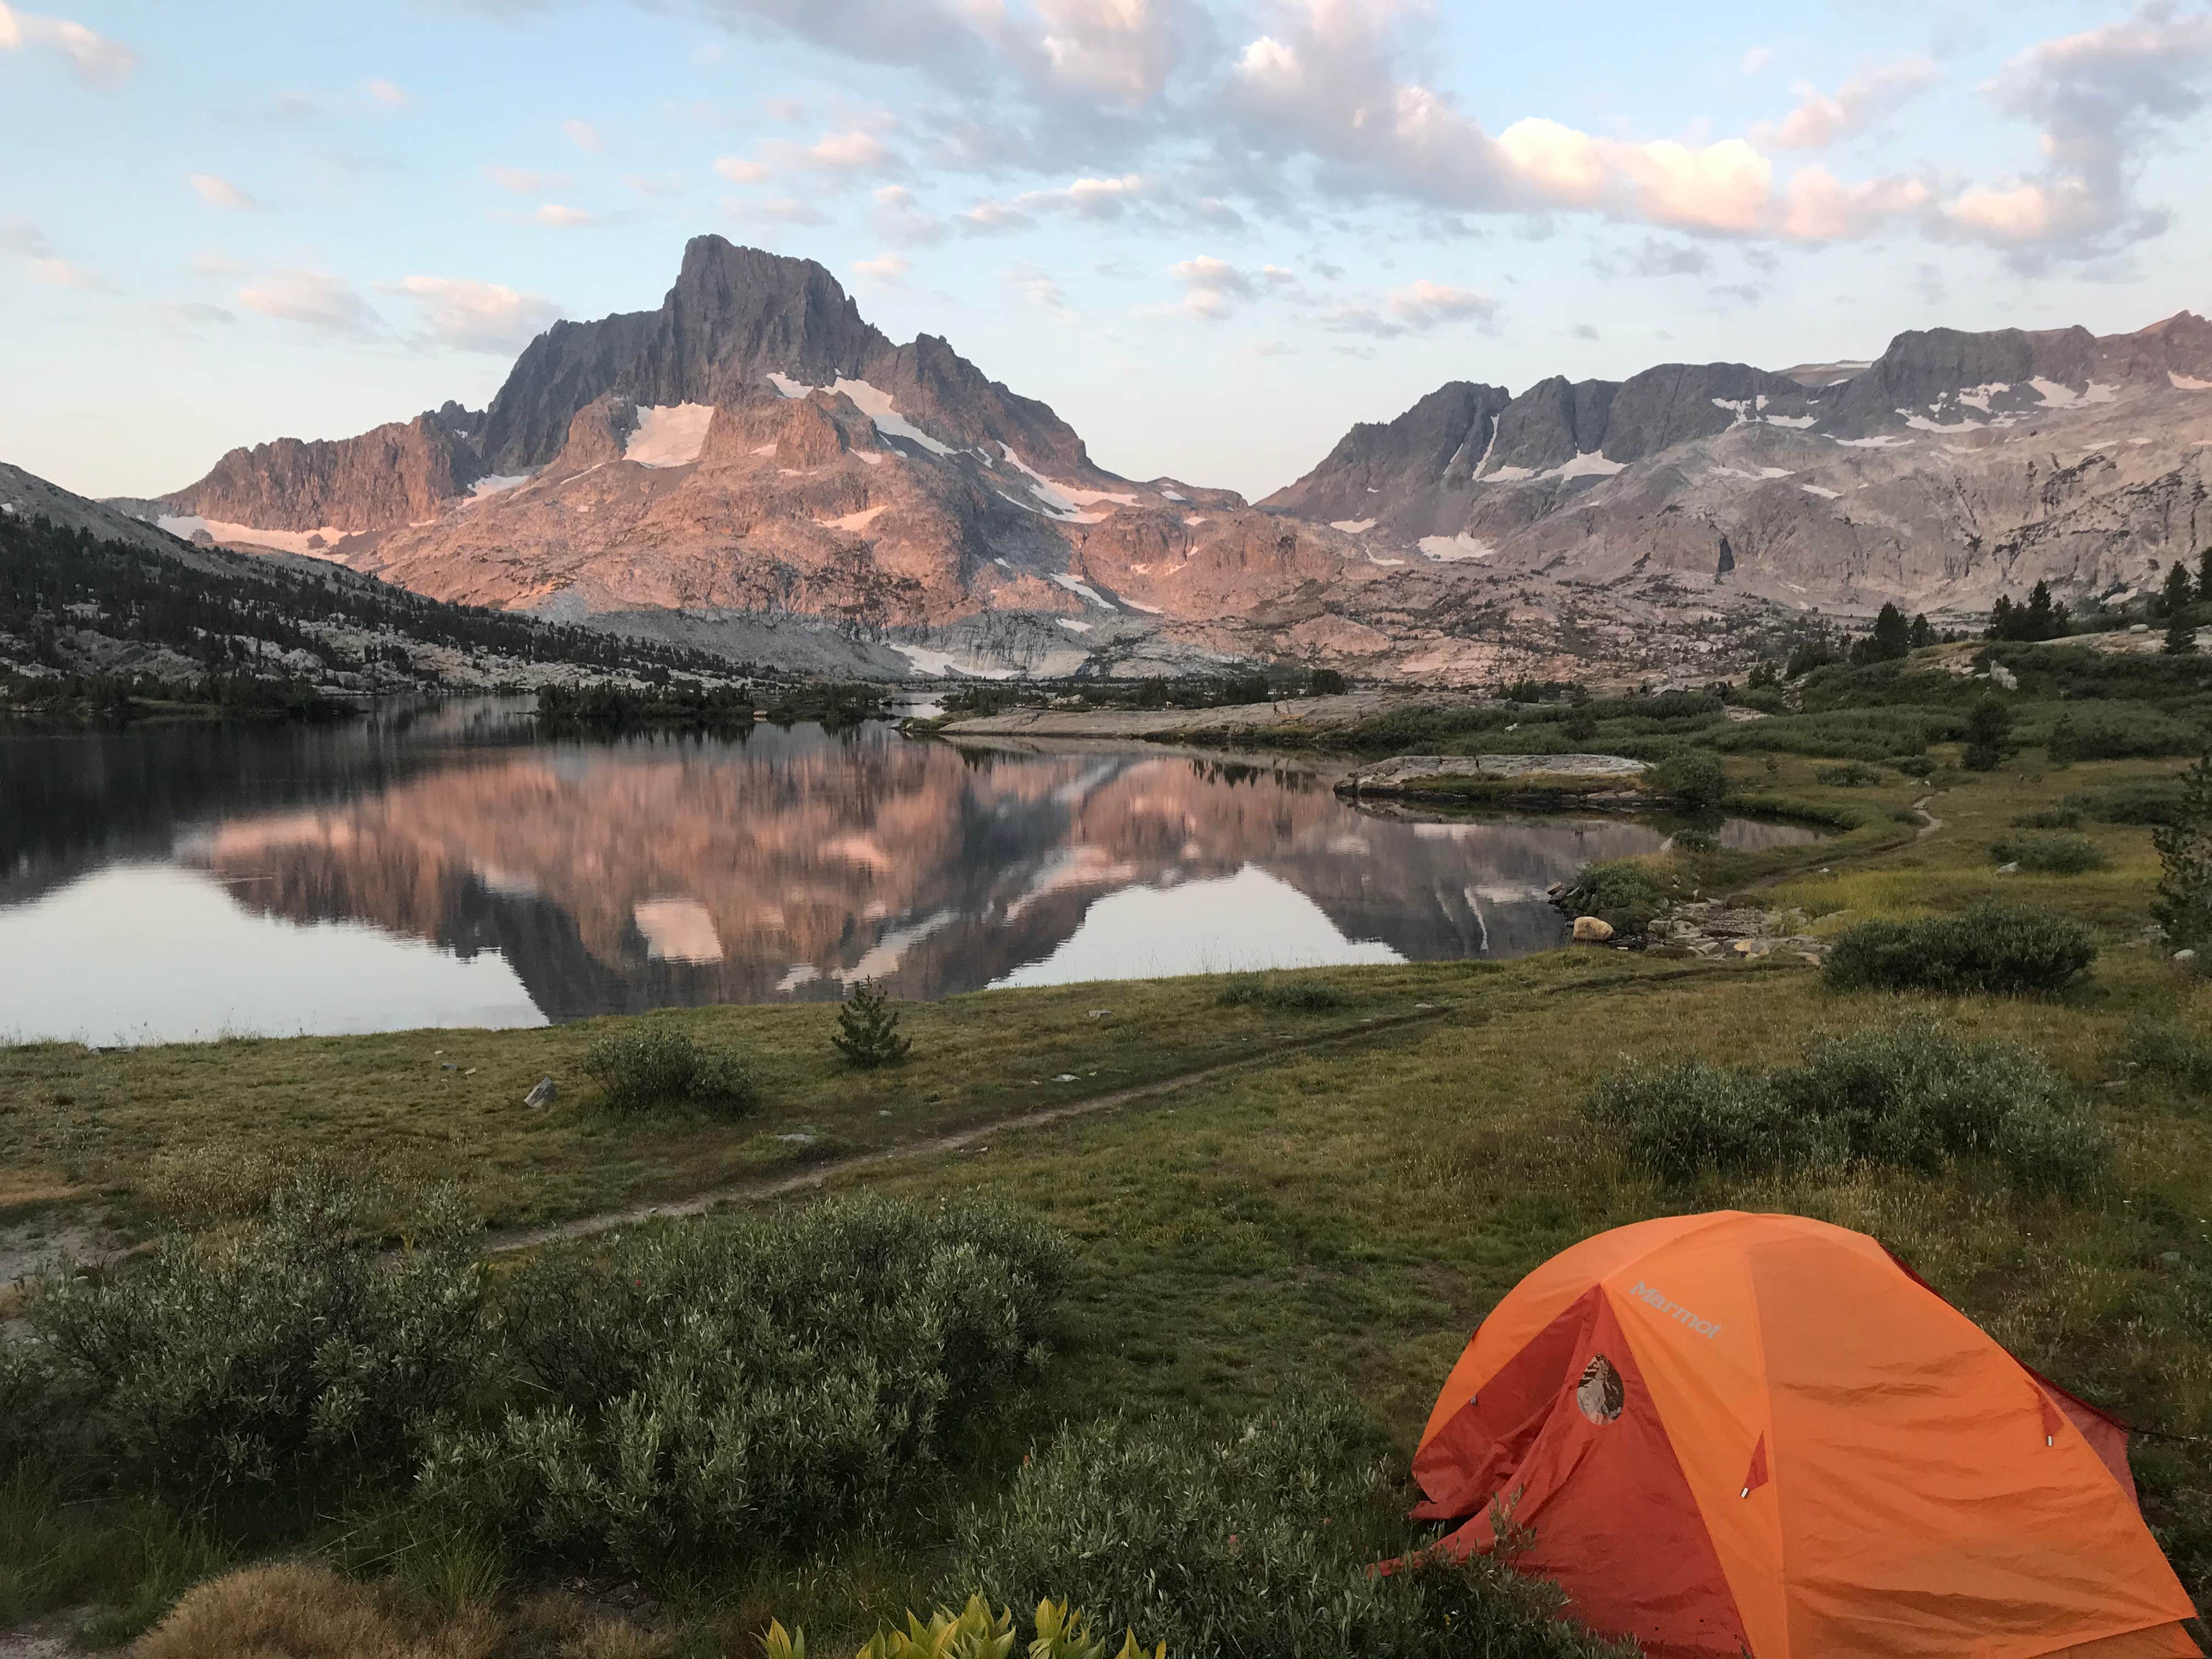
[1913, 794, 1945, 837]
[481, 1005, 1461, 1255]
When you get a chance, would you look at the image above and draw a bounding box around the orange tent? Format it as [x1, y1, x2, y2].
[1412, 1212, 2200, 1658]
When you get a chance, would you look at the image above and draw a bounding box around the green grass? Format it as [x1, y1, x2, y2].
[3, 744, 2209, 1645]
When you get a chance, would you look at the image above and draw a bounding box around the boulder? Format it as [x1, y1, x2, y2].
[1572, 916, 1615, 943]
[523, 1077, 557, 1108]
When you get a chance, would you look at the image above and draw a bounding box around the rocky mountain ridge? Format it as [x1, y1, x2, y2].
[114, 234, 2212, 680]
[1268, 312, 2212, 618]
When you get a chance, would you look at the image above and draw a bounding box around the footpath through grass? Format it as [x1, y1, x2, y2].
[2, 740, 2210, 1651]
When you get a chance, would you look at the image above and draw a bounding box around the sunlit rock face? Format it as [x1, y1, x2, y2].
[185, 725, 1738, 1020]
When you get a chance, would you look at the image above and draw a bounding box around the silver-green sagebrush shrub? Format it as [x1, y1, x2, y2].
[582, 1022, 760, 1115]
[9, 1171, 488, 1501]
[419, 1198, 1069, 1573]
[1585, 1019, 2108, 1195]
[946, 1398, 1627, 1659]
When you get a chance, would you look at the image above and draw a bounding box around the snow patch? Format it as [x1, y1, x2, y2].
[1483, 465, 1537, 482]
[467, 473, 532, 500]
[156, 514, 351, 557]
[751, 441, 778, 455]
[1761, 414, 1817, 429]
[1330, 518, 1377, 533]
[1833, 434, 1913, 449]
[1545, 451, 1625, 481]
[1758, 466, 1792, 479]
[999, 445, 1139, 518]
[1800, 484, 1841, 500]
[625, 404, 715, 469]
[2028, 378, 2113, 410]
[1051, 572, 1117, 611]
[1418, 532, 1497, 563]
[1367, 554, 1407, 566]
[1056, 618, 1093, 634]
[1905, 414, 1978, 433]
[768, 373, 957, 456]
[1159, 487, 1187, 501]
[2172, 371, 2212, 392]
[1183, 514, 1207, 527]
[890, 643, 1020, 680]
[817, 505, 888, 533]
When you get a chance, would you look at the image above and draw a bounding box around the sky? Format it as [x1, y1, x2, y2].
[4, 1, 2212, 504]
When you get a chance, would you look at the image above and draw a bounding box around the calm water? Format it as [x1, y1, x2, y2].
[0, 703, 1816, 1043]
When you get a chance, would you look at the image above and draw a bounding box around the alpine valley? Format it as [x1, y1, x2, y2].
[70, 234, 2212, 684]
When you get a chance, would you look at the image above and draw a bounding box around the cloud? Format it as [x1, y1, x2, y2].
[1949, 3, 2212, 256]
[1007, 261, 1069, 313]
[960, 172, 1150, 233]
[1249, 337, 1292, 357]
[157, 300, 236, 331]
[483, 163, 571, 195]
[1031, 0, 1188, 106]
[528, 203, 599, 228]
[746, 196, 828, 225]
[764, 127, 899, 173]
[188, 172, 257, 211]
[1592, 236, 1712, 278]
[0, 3, 139, 89]
[387, 274, 561, 352]
[764, 95, 806, 122]
[272, 91, 319, 121]
[0, 216, 52, 257]
[853, 252, 911, 284]
[626, 171, 685, 198]
[1170, 252, 1252, 318]
[713, 156, 770, 183]
[1757, 57, 1939, 149]
[872, 184, 948, 244]
[1571, 321, 1600, 339]
[1320, 278, 1497, 337]
[1740, 46, 1774, 75]
[237, 268, 382, 338]
[365, 77, 408, 107]
[561, 117, 604, 153]
[1781, 166, 1932, 239]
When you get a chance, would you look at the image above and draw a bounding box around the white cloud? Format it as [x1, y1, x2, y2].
[561, 118, 604, 153]
[1740, 46, 1774, 75]
[853, 252, 911, 284]
[1033, 0, 1183, 105]
[1758, 57, 1939, 150]
[0, 216, 52, 257]
[1170, 253, 1252, 319]
[365, 77, 408, 107]
[1954, 4, 2212, 255]
[626, 171, 685, 198]
[747, 196, 828, 226]
[157, 300, 236, 331]
[1782, 166, 1932, 239]
[764, 95, 806, 122]
[1321, 278, 1498, 337]
[0, 3, 138, 90]
[237, 268, 381, 338]
[387, 275, 561, 353]
[188, 172, 257, 211]
[713, 155, 770, 183]
[1007, 262, 1068, 313]
[873, 184, 947, 244]
[528, 203, 598, 228]
[483, 163, 570, 195]
[961, 172, 1150, 233]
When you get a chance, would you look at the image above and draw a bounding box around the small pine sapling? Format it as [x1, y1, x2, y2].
[835, 977, 913, 1068]
[2152, 749, 2212, 952]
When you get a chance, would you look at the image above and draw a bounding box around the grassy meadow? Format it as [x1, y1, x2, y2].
[2, 683, 2209, 1655]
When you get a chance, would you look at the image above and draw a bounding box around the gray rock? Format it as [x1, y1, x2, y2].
[523, 1077, 557, 1109]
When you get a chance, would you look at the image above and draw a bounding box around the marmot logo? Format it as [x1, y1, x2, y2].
[1630, 1281, 1723, 1339]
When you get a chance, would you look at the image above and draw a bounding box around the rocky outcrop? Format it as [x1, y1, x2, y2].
[1484, 377, 1616, 475]
[167, 413, 483, 533]
[1265, 381, 1508, 522]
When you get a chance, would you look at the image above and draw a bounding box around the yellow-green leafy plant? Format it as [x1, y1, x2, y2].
[761, 1598, 1161, 1659]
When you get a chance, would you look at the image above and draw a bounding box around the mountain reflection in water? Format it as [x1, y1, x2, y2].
[0, 708, 1816, 1042]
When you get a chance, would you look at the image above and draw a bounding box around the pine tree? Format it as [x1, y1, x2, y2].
[1908, 613, 1936, 649]
[1963, 698, 2012, 772]
[1986, 595, 2016, 640]
[1869, 602, 1911, 661]
[833, 978, 913, 1069]
[2022, 582, 2058, 641]
[2200, 545, 2212, 607]
[2159, 560, 2196, 621]
[2153, 749, 2212, 950]
[2166, 608, 2200, 656]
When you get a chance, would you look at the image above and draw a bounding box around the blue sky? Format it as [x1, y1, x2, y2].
[4, 0, 2211, 502]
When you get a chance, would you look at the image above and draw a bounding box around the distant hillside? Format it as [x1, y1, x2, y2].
[1, 464, 749, 708]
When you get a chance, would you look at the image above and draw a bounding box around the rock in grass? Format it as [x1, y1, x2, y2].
[1572, 916, 1616, 943]
[524, 1077, 557, 1109]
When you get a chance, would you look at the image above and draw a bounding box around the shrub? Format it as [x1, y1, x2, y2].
[1651, 751, 1730, 809]
[1216, 973, 1346, 1012]
[834, 978, 913, 1069]
[2073, 781, 2189, 827]
[2012, 808, 2084, 830]
[582, 1023, 758, 1114]
[1583, 1059, 1829, 1182]
[2115, 1019, 2212, 1097]
[947, 1398, 1622, 1659]
[135, 1563, 499, 1659]
[768, 1598, 1163, 1659]
[420, 1198, 1068, 1575]
[1896, 755, 1936, 778]
[11, 1173, 488, 1502]
[1962, 698, 2012, 771]
[1814, 763, 1885, 787]
[1821, 904, 2096, 995]
[1988, 833, 2110, 874]
[1584, 1023, 2107, 1195]
[2153, 750, 2212, 950]
[1560, 859, 1674, 935]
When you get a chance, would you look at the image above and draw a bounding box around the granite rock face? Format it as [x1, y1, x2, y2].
[168, 413, 484, 533]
